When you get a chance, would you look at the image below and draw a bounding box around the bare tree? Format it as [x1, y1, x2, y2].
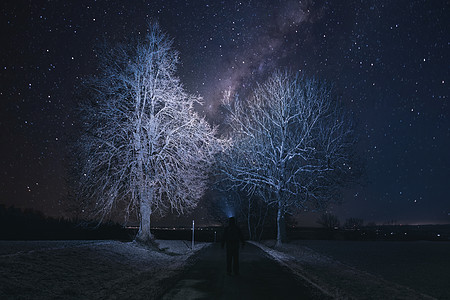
[219, 70, 356, 246]
[77, 23, 219, 243]
[317, 213, 340, 230]
[224, 188, 273, 241]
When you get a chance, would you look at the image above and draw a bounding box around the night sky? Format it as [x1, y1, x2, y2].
[1, 0, 449, 225]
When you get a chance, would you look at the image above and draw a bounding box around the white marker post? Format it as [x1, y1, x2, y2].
[192, 220, 195, 250]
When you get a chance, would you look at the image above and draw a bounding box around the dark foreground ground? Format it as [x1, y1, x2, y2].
[0, 240, 326, 300]
[1, 239, 447, 299]
[161, 243, 328, 300]
[296, 240, 450, 299]
[0, 240, 208, 299]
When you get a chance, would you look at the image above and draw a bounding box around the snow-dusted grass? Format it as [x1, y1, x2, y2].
[0, 240, 210, 299]
[252, 240, 437, 300]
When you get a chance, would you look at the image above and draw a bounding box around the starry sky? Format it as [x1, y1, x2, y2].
[1, 0, 449, 225]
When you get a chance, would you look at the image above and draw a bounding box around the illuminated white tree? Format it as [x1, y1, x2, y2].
[78, 23, 219, 243]
[219, 71, 356, 246]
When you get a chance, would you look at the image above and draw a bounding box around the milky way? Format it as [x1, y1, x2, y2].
[196, 0, 328, 119]
[1, 0, 448, 224]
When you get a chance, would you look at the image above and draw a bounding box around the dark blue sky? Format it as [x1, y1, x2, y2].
[1, 0, 448, 225]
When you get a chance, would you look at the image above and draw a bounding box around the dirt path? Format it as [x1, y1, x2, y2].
[160, 243, 329, 300]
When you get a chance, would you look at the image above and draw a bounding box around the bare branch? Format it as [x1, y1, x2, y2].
[76, 22, 222, 242]
[217, 70, 358, 245]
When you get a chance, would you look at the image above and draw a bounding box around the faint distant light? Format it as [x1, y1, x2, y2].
[437, 234, 441, 237]
[225, 208, 234, 218]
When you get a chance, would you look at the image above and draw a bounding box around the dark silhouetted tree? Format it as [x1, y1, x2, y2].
[317, 213, 340, 229]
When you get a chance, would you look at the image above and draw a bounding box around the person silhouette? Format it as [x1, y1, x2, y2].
[221, 217, 245, 276]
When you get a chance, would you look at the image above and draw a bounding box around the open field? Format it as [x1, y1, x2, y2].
[1, 239, 448, 299]
[257, 240, 450, 299]
[0, 240, 210, 299]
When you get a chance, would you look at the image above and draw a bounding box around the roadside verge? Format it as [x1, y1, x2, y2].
[249, 240, 435, 300]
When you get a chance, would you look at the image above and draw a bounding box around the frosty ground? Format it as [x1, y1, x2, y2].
[1, 239, 448, 299]
[0, 240, 209, 299]
[254, 240, 450, 299]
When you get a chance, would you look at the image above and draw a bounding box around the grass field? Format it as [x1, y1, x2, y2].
[299, 240, 450, 299]
[0, 240, 209, 299]
[259, 240, 450, 299]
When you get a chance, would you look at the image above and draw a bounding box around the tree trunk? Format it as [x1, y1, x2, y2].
[247, 198, 252, 240]
[134, 128, 154, 243]
[276, 199, 286, 247]
[276, 204, 282, 247]
[136, 192, 153, 243]
[257, 203, 269, 241]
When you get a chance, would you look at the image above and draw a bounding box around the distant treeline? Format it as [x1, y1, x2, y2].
[0, 205, 131, 241]
[2, 205, 448, 242]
